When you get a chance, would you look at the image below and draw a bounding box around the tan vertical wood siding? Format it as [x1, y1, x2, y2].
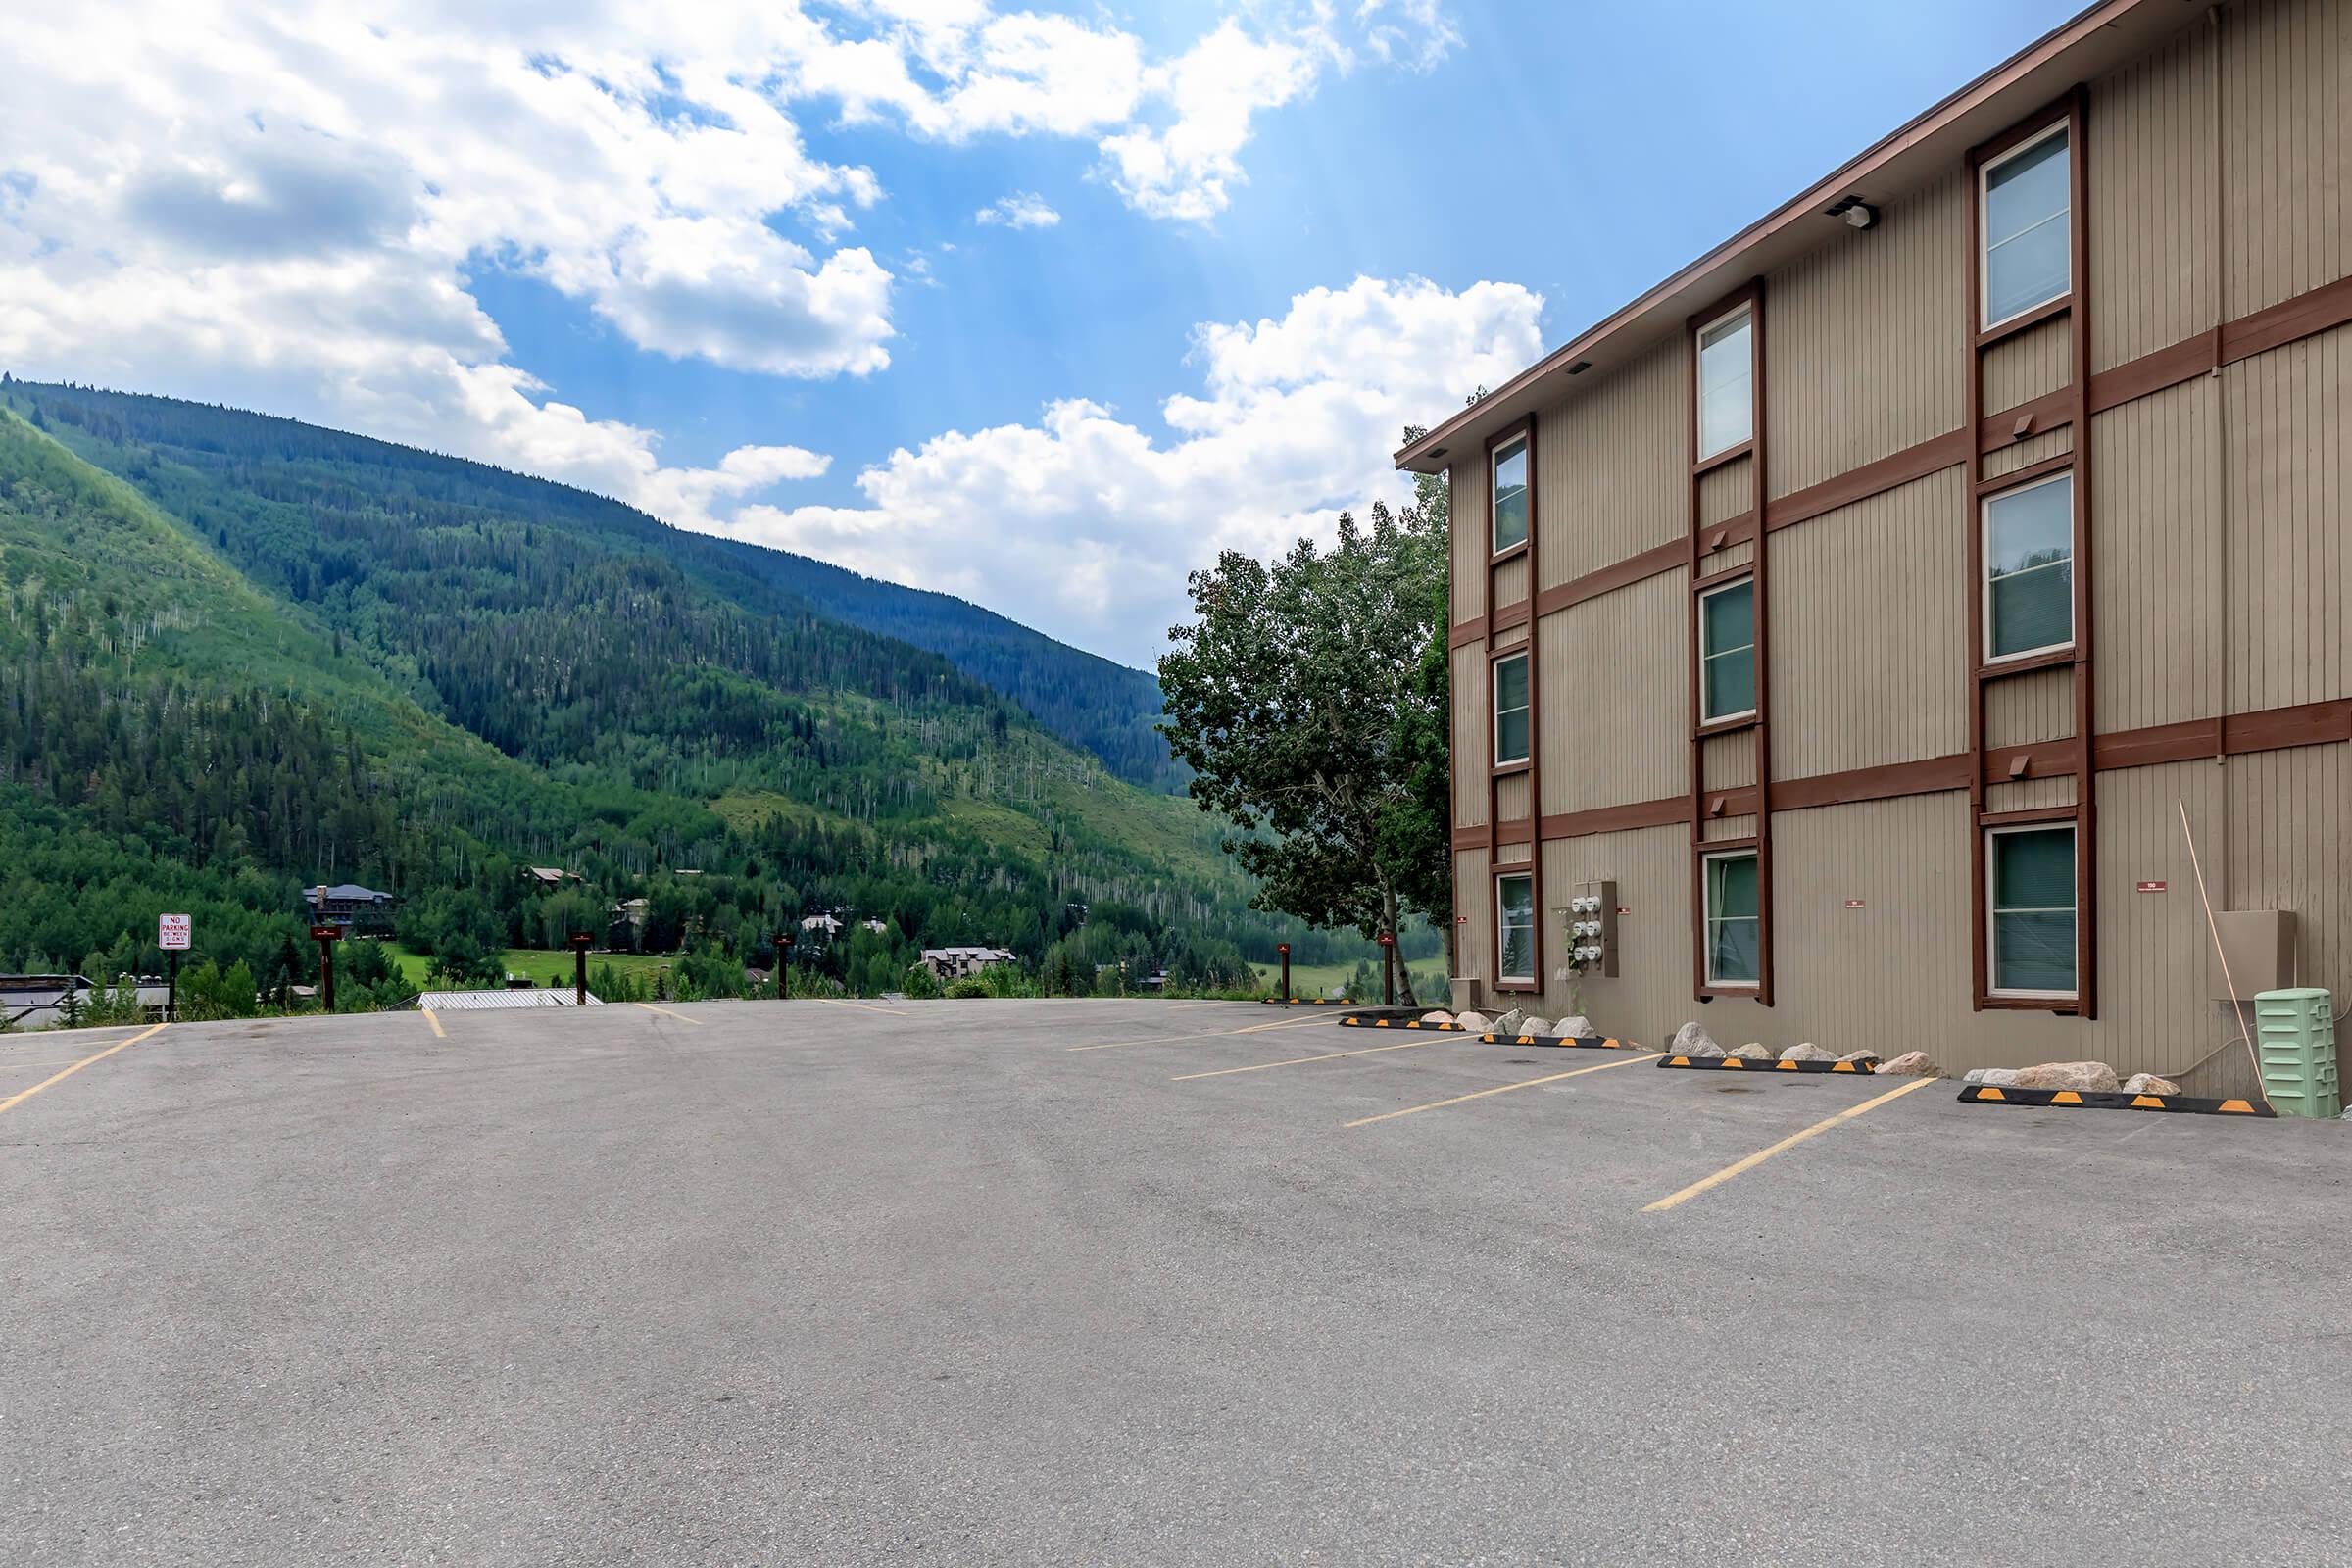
[1543, 825, 1689, 1030]
[1984, 776, 2078, 811]
[1492, 554, 1530, 610]
[1452, 459, 1488, 625]
[2220, 0, 2351, 318]
[1982, 317, 2073, 416]
[1765, 170, 1967, 497]
[1699, 538, 1755, 576]
[1542, 573, 1688, 815]
[1452, 647, 1489, 828]
[2092, 380, 2224, 731]
[2223, 322, 2350, 714]
[1767, 468, 1968, 777]
[1495, 773, 1532, 826]
[1537, 336, 1687, 589]
[1984, 667, 2077, 749]
[1982, 425, 2074, 479]
[1697, 459, 1754, 529]
[1700, 731, 1756, 792]
[2226, 743, 2349, 998]
[1456, 847, 1492, 996]
[2089, 21, 2224, 374]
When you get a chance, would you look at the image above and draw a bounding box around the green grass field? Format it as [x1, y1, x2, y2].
[383, 943, 681, 990]
[1250, 958, 1446, 1003]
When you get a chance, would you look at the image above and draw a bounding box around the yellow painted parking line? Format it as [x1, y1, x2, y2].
[422, 1009, 447, 1039]
[0, 1021, 167, 1119]
[1067, 1015, 1333, 1054]
[1642, 1075, 1941, 1214]
[0, 1062, 91, 1072]
[816, 997, 910, 1016]
[635, 1003, 702, 1026]
[1173, 1037, 1446, 1081]
[1346, 1052, 1662, 1128]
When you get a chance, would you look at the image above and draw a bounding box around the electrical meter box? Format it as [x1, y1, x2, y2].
[2254, 988, 2339, 1119]
[1560, 879, 1619, 980]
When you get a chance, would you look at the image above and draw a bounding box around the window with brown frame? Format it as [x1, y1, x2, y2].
[1980, 122, 2071, 328]
[1491, 435, 1529, 553]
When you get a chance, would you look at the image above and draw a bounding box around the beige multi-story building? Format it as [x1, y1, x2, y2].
[1402, 0, 2348, 1077]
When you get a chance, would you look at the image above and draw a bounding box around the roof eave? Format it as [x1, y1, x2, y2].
[1394, 0, 2191, 475]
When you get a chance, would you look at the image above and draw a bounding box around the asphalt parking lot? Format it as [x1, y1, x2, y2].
[4, 999, 2347, 1566]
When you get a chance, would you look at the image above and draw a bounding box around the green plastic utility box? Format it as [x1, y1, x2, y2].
[2254, 988, 2340, 1119]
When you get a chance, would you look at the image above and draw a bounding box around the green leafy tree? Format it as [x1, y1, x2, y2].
[1381, 447, 1455, 975]
[1157, 489, 1447, 1006]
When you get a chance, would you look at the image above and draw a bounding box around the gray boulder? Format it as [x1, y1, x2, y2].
[1669, 1021, 1723, 1057]
[1779, 1042, 1838, 1063]
[2013, 1060, 2121, 1093]
[1493, 1008, 1529, 1037]
[2120, 1072, 2180, 1096]
[1726, 1041, 1772, 1061]
[1519, 1017, 1553, 1038]
[1455, 1010, 1492, 1033]
[1873, 1051, 1938, 1077]
[1964, 1066, 2022, 1087]
[1555, 1014, 1597, 1039]
[1419, 1010, 1455, 1027]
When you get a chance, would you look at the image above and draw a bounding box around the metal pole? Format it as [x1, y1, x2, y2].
[318, 937, 335, 1013]
[573, 939, 588, 1007]
[1278, 943, 1291, 1003]
[167, 951, 179, 1023]
[1383, 938, 1396, 1006]
[776, 934, 793, 1000]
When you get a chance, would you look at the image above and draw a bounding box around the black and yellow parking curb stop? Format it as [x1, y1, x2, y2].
[1480, 1032, 1630, 1051]
[1337, 1013, 1466, 1031]
[1260, 997, 1357, 1006]
[1657, 1054, 1880, 1073]
[1958, 1084, 2274, 1116]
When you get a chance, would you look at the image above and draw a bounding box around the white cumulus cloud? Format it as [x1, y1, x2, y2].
[975, 192, 1061, 229]
[723, 275, 1543, 667]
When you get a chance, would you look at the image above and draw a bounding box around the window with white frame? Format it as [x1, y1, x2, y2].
[1696, 307, 1753, 458]
[1697, 578, 1756, 722]
[1983, 472, 2074, 662]
[1493, 652, 1530, 766]
[1495, 871, 1535, 983]
[1703, 850, 1760, 988]
[1982, 122, 2071, 327]
[1492, 436, 1529, 553]
[1989, 823, 2077, 997]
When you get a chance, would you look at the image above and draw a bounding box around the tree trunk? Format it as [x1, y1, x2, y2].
[1384, 888, 1418, 1008]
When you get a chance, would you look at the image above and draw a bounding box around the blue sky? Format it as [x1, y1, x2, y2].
[2, 0, 2082, 668]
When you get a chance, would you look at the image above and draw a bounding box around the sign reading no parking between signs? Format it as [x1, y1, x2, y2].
[159, 914, 191, 951]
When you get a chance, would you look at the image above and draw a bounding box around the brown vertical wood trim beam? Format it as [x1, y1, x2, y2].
[2067, 85, 2097, 1020]
[1750, 281, 1775, 1007]
[1684, 280, 1770, 1004]
[1444, 459, 1460, 989]
[1485, 416, 1542, 994]
[1685, 304, 1706, 1002]
[1964, 117, 1991, 1011]
[1966, 93, 2088, 1018]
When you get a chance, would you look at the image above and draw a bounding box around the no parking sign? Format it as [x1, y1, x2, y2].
[159, 913, 191, 951]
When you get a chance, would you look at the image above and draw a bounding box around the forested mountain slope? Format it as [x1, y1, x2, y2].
[7, 381, 1175, 788]
[0, 397, 1332, 996]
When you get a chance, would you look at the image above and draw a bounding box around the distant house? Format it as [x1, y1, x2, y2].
[800, 912, 844, 936]
[305, 883, 396, 936]
[919, 946, 1016, 981]
[522, 866, 584, 888]
[1, 974, 170, 1029]
[860, 917, 890, 936]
